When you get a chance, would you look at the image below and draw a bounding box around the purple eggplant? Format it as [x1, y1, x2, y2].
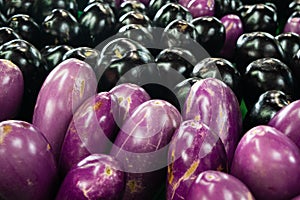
[56, 154, 125, 200]
[110, 83, 151, 128]
[186, 0, 215, 18]
[0, 120, 58, 200]
[231, 125, 300, 200]
[167, 120, 227, 200]
[59, 92, 118, 175]
[182, 78, 242, 167]
[284, 11, 300, 35]
[220, 14, 243, 60]
[32, 58, 97, 160]
[110, 99, 182, 200]
[0, 59, 24, 121]
[187, 170, 255, 200]
[268, 99, 300, 149]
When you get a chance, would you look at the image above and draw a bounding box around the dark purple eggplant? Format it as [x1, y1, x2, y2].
[243, 58, 296, 110]
[119, 0, 146, 17]
[153, 3, 193, 28]
[191, 57, 242, 102]
[148, 0, 176, 19]
[56, 154, 125, 200]
[40, 45, 74, 71]
[0, 27, 21, 46]
[3, 0, 34, 18]
[118, 11, 152, 29]
[79, 2, 116, 46]
[276, 32, 300, 63]
[214, 0, 243, 18]
[7, 14, 43, 49]
[42, 9, 89, 47]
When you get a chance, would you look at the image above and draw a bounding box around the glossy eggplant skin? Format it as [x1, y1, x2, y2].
[3, 0, 34, 18]
[42, 9, 88, 47]
[118, 11, 152, 29]
[109, 83, 151, 128]
[56, 154, 125, 200]
[243, 58, 296, 111]
[0, 27, 21, 46]
[182, 78, 242, 167]
[59, 92, 118, 176]
[79, 2, 116, 47]
[96, 38, 154, 92]
[243, 90, 291, 133]
[235, 32, 286, 73]
[214, 0, 243, 18]
[231, 125, 300, 200]
[276, 32, 300, 63]
[191, 17, 226, 56]
[291, 49, 300, 81]
[31, 0, 78, 24]
[0, 120, 58, 200]
[119, 1, 146, 18]
[167, 120, 227, 200]
[0, 59, 24, 121]
[40, 45, 74, 71]
[187, 170, 255, 200]
[284, 11, 300, 35]
[269, 99, 300, 149]
[185, 0, 215, 18]
[32, 58, 97, 160]
[7, 14, 43, 49]
[241, 4, 278, 35]
[110, 100, 182, 200]
[191, 57, 242, 102]
[220, 14, 244, 60]
[62, 47, 101, 71]
[153, 3, 193, 28]
[0, 39, 48, 122]
[148, 0, 176, 19]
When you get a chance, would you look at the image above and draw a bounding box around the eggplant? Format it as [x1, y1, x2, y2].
[56, 154, 125, 200]
[167, 120, 227, 200]
[40, 45, 74, 71]
[0, 59, 24, 121]
[219, 14, 243, 60]
[275, 32, 300, 63]
[7, 14, 43, 49]
[182, 78, 242, 167]
[3, 0, 34, 18]
[110, 99, 182, 200]
[109, 83, 151, 128]
[187, 170, 255, 200]
[0, 39, 48, 122]
[268, 99, 300, 149]
[32, 58, 97, 160]
[59, 92, 118, 176]
[118, 11, 152, 29]
[0, 120, 58, 200]
[231, 125, 300, 200]
[214, 0, 243, 18]
[0, 27, 21, 46]
[119, 1, 146, 17]
[185, 0, 215, 18]
[148, 0, 175, 19]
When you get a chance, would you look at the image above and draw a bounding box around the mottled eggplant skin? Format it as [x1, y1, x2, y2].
[0, 59, 24, 121]
[59, 92, 118, 176]
[182, 78, 242, 167]
[268, 99, 300, 149]
[32, 58, 97, 160]
[0, 120, 58, 200]
[187, 170, 255, 200]
[167, 120, 227, 200]
[110, 100, 182, 200]
[110, 83, 151, 128]
[231, 125, 300, 200]
[56, 154, 125, 200]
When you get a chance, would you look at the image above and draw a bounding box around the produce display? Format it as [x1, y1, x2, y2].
[0, 0, 300, 199]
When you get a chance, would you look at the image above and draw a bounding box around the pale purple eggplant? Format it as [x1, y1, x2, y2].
[32, 58, 97, 160]
[182, 78, 242, 167]
[284, 12, 300, 35]
[0, 120, 58, 200]
[187, 170, 255, 200]
[0, 59, 24, 121]
[110, 83, 151, 128]
[167, 120, 227, 200]
[110, 99, 182, 200]
[59, 92, 118, 175]
[186, 0, 215, 18]
[56, 154, 125, 200]
[268, 99, 300, 149]
[231, 125, 300, 200]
